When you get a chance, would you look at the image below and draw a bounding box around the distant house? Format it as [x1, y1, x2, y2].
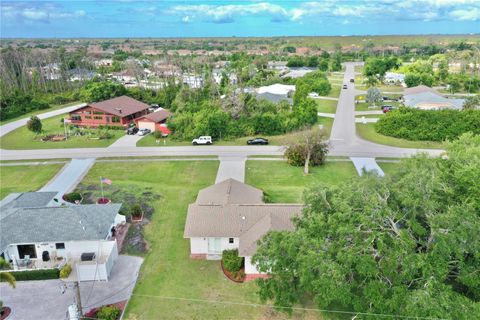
[402, 85, 464, 110]
[281, 67, 315, 79]
[256, 92, 293, 105]
[384, 72, 405, 85]
[69, 96, 150, 128]
[212, 69, 238, 85]
[184, 179, 302, 281]
[0, 192, 126, 281]
[257, 83, 295, 96]
[182, 75, 204, 89]
[267, 61, 288, 71]
[135, 108, 172, 134]
[68, 68, 97, 82]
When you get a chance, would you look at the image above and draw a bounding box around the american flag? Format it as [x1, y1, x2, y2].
[101, 177, 112, 185]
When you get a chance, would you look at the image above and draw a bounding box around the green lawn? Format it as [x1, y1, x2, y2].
[356, 123, 446, 149]
[316, 99, 338, 113]
[378, 162, 401, 176]
[0, 164, 63, 199]
[0, 101, 81, 125]
[0, 114, 124, 150]
[75, 161, 322, 319]
[318, 116, 334, 138]
[245, 161, 357, 203]
[355, 101, 401, 112]
[327, 84, 342, 98]
[356, 85, 404, 93]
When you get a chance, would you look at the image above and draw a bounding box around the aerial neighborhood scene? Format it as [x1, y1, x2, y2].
[1, 1, 480, 319]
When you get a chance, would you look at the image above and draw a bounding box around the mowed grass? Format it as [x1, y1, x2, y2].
[78, 161, 325, 319]
[0, 164, 63, 199]
[245, 160, 357, 203]
[378, 162, 401, 176]
[316, 99, 338, 113]
[0, 114, 124, 149]
[0, 101, 81, 125]
[356, 123, 446, 149]
[327, 84, 342, 98]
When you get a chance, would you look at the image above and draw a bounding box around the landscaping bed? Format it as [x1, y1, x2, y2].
[1, 269, 60, 281]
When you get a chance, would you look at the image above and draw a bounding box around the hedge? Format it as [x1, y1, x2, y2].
[1, 268, 60, 281]
[222, 249, 243, 273]
[375, 108, 480, 141]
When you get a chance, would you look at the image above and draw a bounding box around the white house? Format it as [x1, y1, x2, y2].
[212, 69, 238, 85]
[0, 192, 126, 281]
[257, 83, 296, 96]
[267, 61, 288, 71]
[184, 179, 302, 281]
[384, 72, 405, 85]
[182, 74, 204, 89]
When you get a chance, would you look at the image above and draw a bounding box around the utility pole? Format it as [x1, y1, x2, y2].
[74, 281, 83, 317]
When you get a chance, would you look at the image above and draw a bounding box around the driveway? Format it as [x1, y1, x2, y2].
[215, 156, 246, 183]
[350, 157, 385, 177]
[39, 158, 96, 204]
[0, 255, 142, 320]
[108, 134, 144, 148]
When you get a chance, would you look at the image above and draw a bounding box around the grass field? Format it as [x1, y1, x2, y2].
[327, 84, 342, 98]
[0, 101, 81, 126]
[0, 114, 124, 150]
[378, 162, 401, 176]
[355, 101, 401, 111]
[356, 123, 445, 149]
[356, 85, 404, 93]
[316, 99, 338, 113]
[245, 160, 357, 203]
[0, 164, 63, 199]
[75, 161, 325, 319]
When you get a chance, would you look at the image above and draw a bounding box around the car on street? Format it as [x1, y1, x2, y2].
[247, 137, 269, 145]
[350, 78, 354, 83]
[192, 136, 212, 145]
[138, 128, 151, 136]
[126, 127, 139, 135]
[343, 84, 348, 89]
[382, 105, 396, 113]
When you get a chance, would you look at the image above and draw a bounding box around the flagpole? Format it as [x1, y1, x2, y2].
[100, 176, 104, 200]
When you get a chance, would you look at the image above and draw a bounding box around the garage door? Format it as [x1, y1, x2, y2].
[137, 121, 156, 132]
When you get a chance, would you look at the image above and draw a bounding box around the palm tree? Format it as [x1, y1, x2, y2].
[0, 272, 16, 288]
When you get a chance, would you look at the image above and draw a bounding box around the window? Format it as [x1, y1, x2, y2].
[94, 116, 103, 120]
[112, 116, 120, 123]
[71, 115, 81, 121]
[229, 238, 234, 244]
[85, 116, 92, 119]
[17, 244, 37, 259]
[85, 111, 91, 115]
[55, 243, 65, 250]
[93, 111, 103, 115]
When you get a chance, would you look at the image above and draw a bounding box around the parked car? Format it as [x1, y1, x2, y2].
[126, 127, 139, 135]
[382, 105, 396, 113]
[247, 137, 269, 145]
[342, 84, 348, 89]
[138, 128, 151, 136]
[350, 78, 354, 83]
[192, 136, 212, 145]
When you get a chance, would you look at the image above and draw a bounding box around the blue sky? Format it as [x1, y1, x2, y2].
[1, 1, 479, 38]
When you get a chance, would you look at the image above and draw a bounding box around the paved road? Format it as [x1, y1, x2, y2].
[328, 62, 444, 158]
[0, 103, 86, 137]
[0, 65, 444, 160]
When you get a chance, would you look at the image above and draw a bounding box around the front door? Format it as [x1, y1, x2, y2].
[208, 238, 222, 253]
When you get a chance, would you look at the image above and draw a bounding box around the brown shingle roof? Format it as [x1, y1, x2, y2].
[140, 109, 172, 123]
[403, 85, 439, 96]
[195, 179, 264, 206]
[88, 96, 149, 117]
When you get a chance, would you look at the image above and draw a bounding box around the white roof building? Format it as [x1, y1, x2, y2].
[257, 83, 295, 95]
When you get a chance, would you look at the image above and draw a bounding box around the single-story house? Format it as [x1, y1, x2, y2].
[0, 192, 126, 281]
[257, 83, 295, 96]
[69, 96, 150, 128]
[184, 179, 302, 281]
[182, 75, 204, 89]
[403, 91, 464, 110]
[134, 108, 172, 134]
[281, 67, 315, 79]
[256, 92, 293, 105]
[267, 61, 288, 71]
[384, 72, 405, 85]
[403, 85, 439, 96]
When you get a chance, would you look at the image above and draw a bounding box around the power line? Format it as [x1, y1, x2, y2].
[130, 293, 447, 320]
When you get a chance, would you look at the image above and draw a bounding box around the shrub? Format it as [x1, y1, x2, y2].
[59, 264, 72, 278]
[222, 249, 243, 273]
[3, 269, 60, 281]
[96, 305, 121, 320]
[63, 192, 82, 203]
[27, 116, 42, 133]
[375, 108, 480, 141]
[97, 130, 114, 140]
[285, 143, 328, 167]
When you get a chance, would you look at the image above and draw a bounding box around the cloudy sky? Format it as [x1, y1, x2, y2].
[1, 0, 479, 38]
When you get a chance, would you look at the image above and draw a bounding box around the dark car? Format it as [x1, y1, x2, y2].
[350, 78, 354, 83]
[247, 138, 269, 145]
[382, 105, 396, 113]
[342, 84, 348, 89]
[126, 127, 139, 135]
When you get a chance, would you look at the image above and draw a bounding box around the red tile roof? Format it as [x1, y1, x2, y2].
[88, 96, 149, 117]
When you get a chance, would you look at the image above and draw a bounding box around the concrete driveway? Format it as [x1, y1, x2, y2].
[0, 255, 143, 320]
[108, 134, 145, 148]
[215, 156, 246, 183]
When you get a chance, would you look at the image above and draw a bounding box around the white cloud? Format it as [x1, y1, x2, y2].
[0, 2, 86, 24]
[450, 8, 480, 21]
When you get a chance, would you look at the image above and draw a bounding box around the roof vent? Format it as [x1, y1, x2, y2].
[115, 108, 122, 114]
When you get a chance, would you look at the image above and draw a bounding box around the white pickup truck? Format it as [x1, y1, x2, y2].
[192, 136, 213, 145]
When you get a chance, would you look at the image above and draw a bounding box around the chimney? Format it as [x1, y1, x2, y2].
[115, 107, 122, 114]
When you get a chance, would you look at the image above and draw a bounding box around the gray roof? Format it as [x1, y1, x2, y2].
[403, 85, 439, 96]
[256, 93, 293, 105]
[185, 179, 302, 257]
[0, 192, 58, 219]
[1, 201, 121, 252]
[403, 92, 464, 110]
[196, 179, 263, 206]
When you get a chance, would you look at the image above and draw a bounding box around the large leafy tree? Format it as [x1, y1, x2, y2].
[253, 133, 480, 319]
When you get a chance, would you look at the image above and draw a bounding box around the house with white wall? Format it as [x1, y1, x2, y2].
[0, 192, 126, 281]
[184, 179, 302, 281]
